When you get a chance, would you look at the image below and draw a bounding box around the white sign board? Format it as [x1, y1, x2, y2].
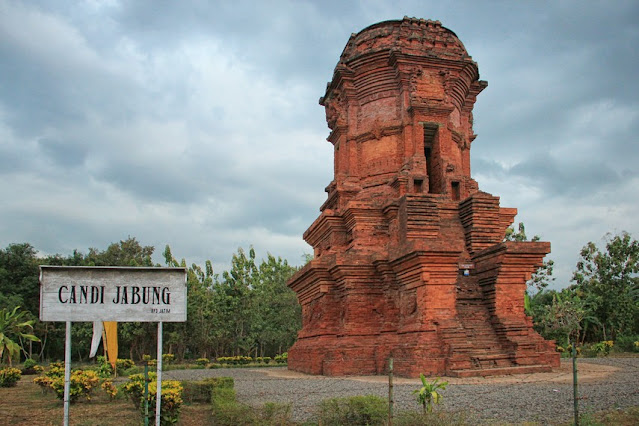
[40, 266, 187, 322]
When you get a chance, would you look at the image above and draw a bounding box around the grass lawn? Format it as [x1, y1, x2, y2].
[0, 376, 213, 425]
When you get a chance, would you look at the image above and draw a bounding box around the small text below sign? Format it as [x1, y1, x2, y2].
[40, 266, 187, 322]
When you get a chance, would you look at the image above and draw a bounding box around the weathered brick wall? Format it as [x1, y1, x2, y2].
[288, 17, 559, 377]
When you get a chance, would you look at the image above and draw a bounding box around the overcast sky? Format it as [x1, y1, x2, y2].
[1, 0, 637, 287]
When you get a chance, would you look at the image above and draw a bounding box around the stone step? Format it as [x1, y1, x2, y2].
[448, 364, 553, 378]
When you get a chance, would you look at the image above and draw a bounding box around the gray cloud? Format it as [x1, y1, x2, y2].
[1, 0, 637, 288]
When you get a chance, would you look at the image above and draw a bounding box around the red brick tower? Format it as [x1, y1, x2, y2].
[287, 17, 559, 377]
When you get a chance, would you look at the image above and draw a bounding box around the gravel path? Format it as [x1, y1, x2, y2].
[164, 357, 639, 424]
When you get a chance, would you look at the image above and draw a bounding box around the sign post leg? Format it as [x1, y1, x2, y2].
[64, 321, 71, 426]
[156, 321, 163, 426]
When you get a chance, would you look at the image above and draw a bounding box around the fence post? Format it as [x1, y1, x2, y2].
[388, 357, 394, 425]
[572, 342, 579, 426]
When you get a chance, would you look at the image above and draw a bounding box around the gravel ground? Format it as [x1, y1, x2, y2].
[164, 357, 639, 424]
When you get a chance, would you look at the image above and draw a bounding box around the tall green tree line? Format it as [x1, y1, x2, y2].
[523, 230, 639, 346]
[0, 237, 301, 363]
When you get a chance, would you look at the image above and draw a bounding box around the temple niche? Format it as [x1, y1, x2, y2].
[287, 17, 559, 377]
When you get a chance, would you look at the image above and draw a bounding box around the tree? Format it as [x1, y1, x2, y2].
[504, 222, 539, 242]
[217, 247, 259, 356]
[253, 254, 300, 357]
[572, 231, 638, 340]
[534, 290, 594, 347]
[504, 222, 555, 294]
[0, 306, 40, 365]
[0, 243, 40, 315]
[84, 237, 155, 267]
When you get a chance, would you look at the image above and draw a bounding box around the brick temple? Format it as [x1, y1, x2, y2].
[287, 17, 559, 377]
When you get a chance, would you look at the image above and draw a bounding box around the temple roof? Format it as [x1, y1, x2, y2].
[339, 16, 471, 65]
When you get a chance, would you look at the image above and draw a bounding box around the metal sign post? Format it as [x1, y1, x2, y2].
[39, 266, 187, 425]
[156, 321, 163, 426]
[63, 321, 71, 426]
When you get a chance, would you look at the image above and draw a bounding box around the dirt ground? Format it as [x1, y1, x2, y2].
[1, 358, 634, 425]
[261, 358, 619, 385]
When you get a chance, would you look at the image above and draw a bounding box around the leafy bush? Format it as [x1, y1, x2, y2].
[316, 395, 388, 426]
[121, 372, 157, 407]
[260, 402, 293, 424]
[181, 377, 233, 404]
[23, 358, 37, 369]
[21, 359, 44, 375]
[33, 375, 53, 393]
[49, 370, 100, 402]
[162, 353, 175, 365]
[142, 380, 183, 426]
[95, 356, 113, 377]
[211, 383, 256, 425]
[614, 335, 639, 353]
[216, 355, 254, 365]
[195, 358, 209, 367]
[274, 353, 288, 364]
[95, 356, 136, 377]
[0, 367, 21, 387]
[121, 372, 183, 425]
[48, 362, 65, 375]
[101, 379, 118, 399]
[143, 355, 158, 368]
[117, 358, 135, 371]
[585, 340, 614, 357]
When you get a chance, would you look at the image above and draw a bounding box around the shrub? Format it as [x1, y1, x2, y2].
[121, 372, 157, 407]
[122, 373, 183, 425]
[101, 379, 118, 399]
[162, 353, 175, 365]
[586, 340, 614, 357]
[0, 367, 21, 387]
[316, 395, 388, 426]
[141, 380, 183, 426]
[49, 370, 100, 402]
[216, 355, 254, 365]
[195, 358, 209, 367]
[614, 335, 639, 353]
[21, 359, 44, 375]
[260, 402, 293, 424]
[274, 353, 288, 364]
[181, 377, 233, 404]
[49, 361, 64, 369]
[142, 355, 158, 368]
[33, 375, 53, 393]
[211, 384, 256, 425]
[95, 356, 113, 378]
[23, 358, 37, 369]
[116, 358, 135, 371]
